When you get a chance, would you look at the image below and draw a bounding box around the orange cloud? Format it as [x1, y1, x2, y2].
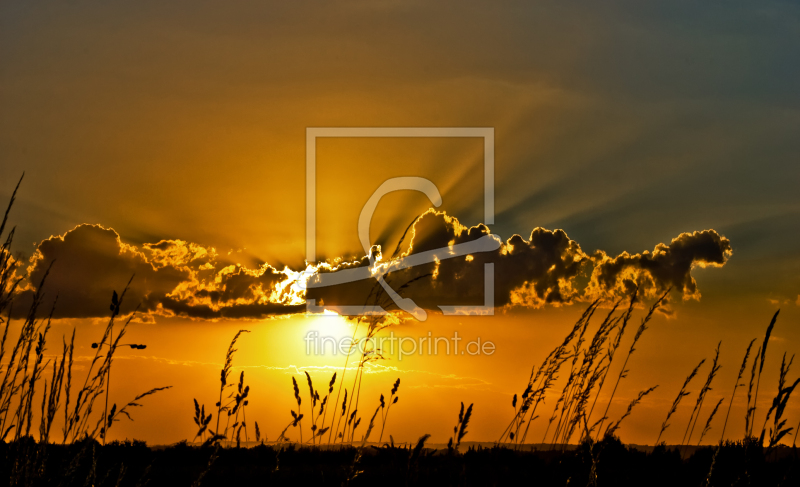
[13, 216, 732, 321]
[586, 230, 733, 302]
[308, 211, 732, 314]
[12, 225, 304, 320]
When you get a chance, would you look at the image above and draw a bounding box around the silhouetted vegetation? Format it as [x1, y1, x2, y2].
[2, 436, 800, 486]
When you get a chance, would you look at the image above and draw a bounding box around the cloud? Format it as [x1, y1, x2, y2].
[394, 210, 589, 309]
[586, 230, 733, 301]
[305, 210, 590, 311]
[13, 214, 732, 320]
[13, 224, 304, 320]
[13, 224, 187, 318]
[308, 211, 732, 313]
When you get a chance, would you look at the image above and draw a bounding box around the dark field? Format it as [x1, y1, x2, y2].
[3, 436, 800, 486]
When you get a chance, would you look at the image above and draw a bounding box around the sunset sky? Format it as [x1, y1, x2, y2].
[1, 1, 799, 446]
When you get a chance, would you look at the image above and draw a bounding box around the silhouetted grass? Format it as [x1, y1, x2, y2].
[0, 176, 170, 485]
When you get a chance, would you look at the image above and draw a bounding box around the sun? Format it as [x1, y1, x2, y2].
[297, 310, 358, 359]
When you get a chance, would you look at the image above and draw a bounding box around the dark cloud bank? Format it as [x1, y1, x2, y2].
[12, 212, 732, 320]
